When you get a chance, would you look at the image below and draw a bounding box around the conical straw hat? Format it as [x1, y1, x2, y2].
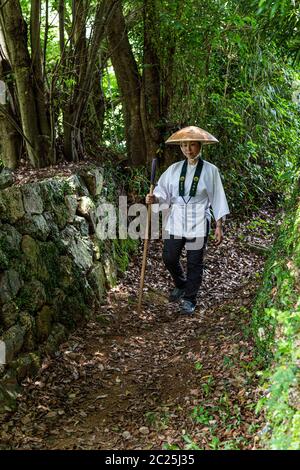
[165, 126, 218, 145]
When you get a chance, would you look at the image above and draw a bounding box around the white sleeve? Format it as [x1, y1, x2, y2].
[153, 170, 171, 206]
[208, 167, 230, 222]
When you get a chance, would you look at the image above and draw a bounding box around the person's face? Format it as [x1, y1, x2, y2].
[180, 141, 201, 159]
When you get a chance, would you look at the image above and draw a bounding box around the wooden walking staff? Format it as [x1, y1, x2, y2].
[137, 158, 157, 313]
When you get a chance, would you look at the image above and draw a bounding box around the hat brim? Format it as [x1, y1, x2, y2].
[165, 126, 219, 145]
[166, 139, 218, 145]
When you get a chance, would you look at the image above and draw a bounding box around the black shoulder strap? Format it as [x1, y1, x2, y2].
[179, 160, 188, 197]
[179, 158, 204, 197]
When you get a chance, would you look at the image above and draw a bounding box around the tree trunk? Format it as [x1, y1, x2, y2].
[30, 0, 54, 164]
[86, 65, 106, 144]
[63, 0, 117, 162]
[141, 0, 163, 161]
[107, 1, 147, 166]
[0, 115, 21, 168]
[161, 0, 183, 120]
[58, 0, 65, 56]
[0, 96, 21, 169]
[0, 0, 54, 168]
[62, 0, 87, 161]
[0, 25, 21, 168]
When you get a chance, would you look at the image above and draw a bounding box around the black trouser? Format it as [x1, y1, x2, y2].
[162, 222, 209, 306]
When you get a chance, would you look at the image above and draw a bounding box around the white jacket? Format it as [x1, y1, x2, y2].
[153, 159, 230, 238]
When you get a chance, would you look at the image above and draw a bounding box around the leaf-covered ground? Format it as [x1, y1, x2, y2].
[1, 209, 280, 450]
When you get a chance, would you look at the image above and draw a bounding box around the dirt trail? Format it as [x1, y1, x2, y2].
[1, 211, 276, 450]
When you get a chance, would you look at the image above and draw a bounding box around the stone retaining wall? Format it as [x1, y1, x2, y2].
[0, 166, 135, 411]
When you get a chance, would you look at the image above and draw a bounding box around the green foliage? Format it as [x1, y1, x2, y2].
[214, 91, 299, 212]
[194, 361, 203, 371]
[191, 405, 213, 425]
[201, 376, 215, 397]
[101, 67, 125, 153]
[112, 238, 138, 274]
[145, 409, 170, 430]
[101, 159, 149, 203]
[181, 433, 203, 450]
[126, 167, 150, 202]
[152, 0, 300, 212]
[252, 186, 300, 449]
[3, 0, 300, 216]
[255, 0, 300, 63]
[186, 389, 252, 450]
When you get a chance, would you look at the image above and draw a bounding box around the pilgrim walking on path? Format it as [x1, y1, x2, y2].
[146, 126, 230, 315]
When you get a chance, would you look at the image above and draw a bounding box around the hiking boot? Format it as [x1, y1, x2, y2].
[180, 300, 196, 315]
[169, 287, 185, 302]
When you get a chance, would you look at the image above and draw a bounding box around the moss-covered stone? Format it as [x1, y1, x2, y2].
[65, 194, 78, 222]
[39, 179, 69, 228]
[0, 168, 14, 190]
[58, 256, 74, 289]
[43, 212, 60, 241]
[1, 324, 26, 363]
[66, 175, 89, 196]
[36, 305, 53, 341]
[21, 235, 40, 269]
[58, 291, 90, 328]
[71, 238, 94, 272]
[53, 204, 69, 229]
[51, 288, 66, 321]
[0, 247, 9, 270]
[60, 224, 79, 247]
[77, 196, 97, 233]
[79, 167, 103, 197]
[0, 187, 24, 223]
[0, 301, 19, 328]
[17, 214, 50, 241]
[0, 224, 22, 258]
[0, 269, 22, 304]
[87, 263, 106, 302]
[17, 280, 46, 313]
[39, 178, 65, 206]
[103, 256, 117, 288]
[73, 215, 89, 236]
[36, 241, 61, 288]
[19, 312, 36, 351]
[22, 183, 44, 214]
[9, 256, 28, 283]
[60, 226, 93, 272]
[90, 235, 103, 261]
[43, 323, 66, 355]
[20, 236, 48, 283]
